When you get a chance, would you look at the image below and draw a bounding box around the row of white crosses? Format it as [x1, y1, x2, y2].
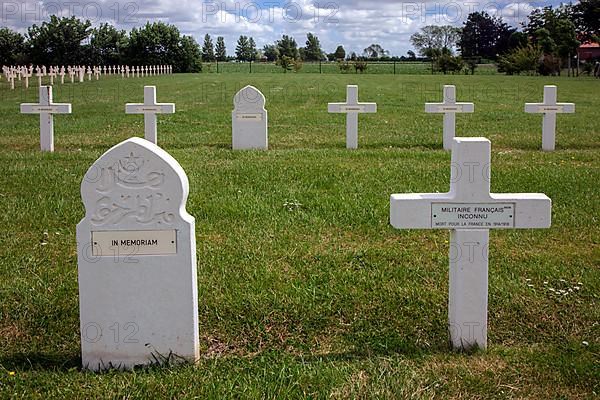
[425, 84, 576, 152]
[20, 85, 174, 151]
[3, 65, 173, 89]
[19, 83, 576, 155]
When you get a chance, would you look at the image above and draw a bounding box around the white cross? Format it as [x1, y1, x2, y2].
[125, 86, 175, 145]
[48, 67, 57, 85]
[525, 85, 575, 151]
[390, 137, 551, 350]
[328, 85, 377, 149]
[425, 85, 475, 151]
[20, 86, 72, 152]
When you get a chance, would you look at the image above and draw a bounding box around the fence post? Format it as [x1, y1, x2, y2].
[216, 60, 219, 73]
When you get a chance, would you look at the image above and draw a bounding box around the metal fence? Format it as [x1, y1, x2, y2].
[202, 61, 499, 75]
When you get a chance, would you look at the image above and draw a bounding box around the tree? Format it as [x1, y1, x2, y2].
[263, 44, 279, 62]
[459, 12, 515, 60]
[363, 44, 388, 59]
[334, 45, 346, 60]
[276, 35, 299, 59]
[525, 6, 579, 72]
[178, 35, 203, 72]
[235, 35, 250, 61]
[27, 15, 92, 65]
[88, 23, 127, 65]
[202, 34, 215, 62]
[573, 0, 600, 42]
[407, 50, 416, 60]
[303, 33, 323, 61]
[215, 36, 226, 61]
[507, 31, 528, 50]
[497, 45, 542, 75]
[248, 37, 257, 61]
[411, 25, 461, 72]
[0, 27, 25, 66]
[126, 22, 200, 72]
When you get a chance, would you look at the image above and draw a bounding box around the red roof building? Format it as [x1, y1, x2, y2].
[578, 42, 600, 61]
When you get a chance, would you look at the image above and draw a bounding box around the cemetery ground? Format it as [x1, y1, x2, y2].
[0, 73, 598, 398]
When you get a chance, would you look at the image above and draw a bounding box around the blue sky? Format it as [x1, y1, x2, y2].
[1, 1, 573, 56]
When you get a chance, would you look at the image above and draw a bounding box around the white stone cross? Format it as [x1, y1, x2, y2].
[328, 85, 377, 149]
[390, 137, 551, 351]
[48, 67, 57, 85]
[525, 85, 575, 151]
[20, 86, 72, 152]
[425, 85, 475, 151]
[35, 66, 44, 86]
[76, 137, 199, 371]
[8, 72, 15, 90]
[125, 86, 175, 145]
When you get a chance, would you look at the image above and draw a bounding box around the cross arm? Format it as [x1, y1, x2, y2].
[328, 103, 377, 113]
[125, 103, 176, 114]
[425, 103, 475, 113]
[20, 103, 72, 114]
[391, 192, 551, 229]
[525, 103, 575, 113]
[391, 193, 452, 229]
[490, 193, 551, 228]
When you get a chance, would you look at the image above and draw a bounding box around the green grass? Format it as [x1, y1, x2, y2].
[0, 74, 598, 398]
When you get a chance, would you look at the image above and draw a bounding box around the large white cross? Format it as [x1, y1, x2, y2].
[525, 85, 575, 152]
[425, 85, 475, 151]
[125, 86, 175, 145]
[390, 137, 551, 351]
[328, 85, 377, 149]
[20, 86, 72, 152]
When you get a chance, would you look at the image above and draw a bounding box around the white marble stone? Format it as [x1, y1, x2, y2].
[525, 85, 575, 151]
[232, 85, 268, 150]
[126, 86, 175, 145]
[328, 85, 377, 149]
[20, 86, 72, 152]
[390, 137, 551, 350]
[76, 137, 199, 371]
[425, 85, 475, 151]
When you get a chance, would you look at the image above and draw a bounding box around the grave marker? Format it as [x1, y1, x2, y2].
[524, 85, 575, 151]
[126, 86, 175, 145]
[232, 85, 268, 150]
[76, 137, 199, 370]
[20, 86, 72, 152]
[328, 85, 377, 149]
[390, 137, 551, 350]
[425, 85, 475, 151]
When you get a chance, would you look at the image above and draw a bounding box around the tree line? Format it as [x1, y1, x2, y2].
[0, 17, 202, 72]
[410, 0, 599, 75]
[1, 0, 598, 75]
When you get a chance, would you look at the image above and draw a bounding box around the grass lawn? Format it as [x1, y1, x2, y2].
[0, 73, 598, 398]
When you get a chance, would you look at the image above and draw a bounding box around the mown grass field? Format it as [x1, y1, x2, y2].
[0, 73, 598, 398]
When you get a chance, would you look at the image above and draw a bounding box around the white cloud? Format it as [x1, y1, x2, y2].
[0, 0, 561, 56]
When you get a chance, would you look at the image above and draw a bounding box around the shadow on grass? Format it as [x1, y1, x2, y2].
[0, 352, 81, 371]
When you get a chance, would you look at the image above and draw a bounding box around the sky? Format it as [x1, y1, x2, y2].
[1, 0, 572, 56]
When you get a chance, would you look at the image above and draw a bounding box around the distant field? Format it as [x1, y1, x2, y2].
[0, 74, 598, 398]
[202, 61, 501, 75]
